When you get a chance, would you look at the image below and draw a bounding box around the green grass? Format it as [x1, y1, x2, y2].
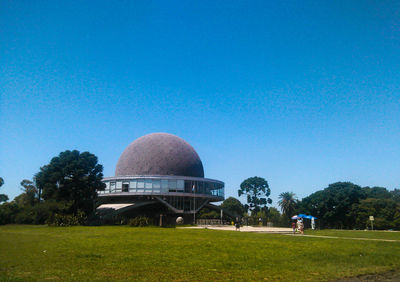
[1, 225, 400, 281]
[305, 229, 400, 240]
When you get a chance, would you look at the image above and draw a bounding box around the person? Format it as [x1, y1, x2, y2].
[311, 217, 315, 230]
[297, 218, 304, 235]
[235, 222, 240, 231]
[291, 222, 296, 234]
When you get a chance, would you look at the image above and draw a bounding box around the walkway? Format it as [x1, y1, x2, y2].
[180, 225, 293, 233]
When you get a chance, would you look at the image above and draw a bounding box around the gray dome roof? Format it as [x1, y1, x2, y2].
[115, 133, 204, 177]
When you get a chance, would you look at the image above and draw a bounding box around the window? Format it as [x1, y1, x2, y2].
[153, 179, 161, 188]
[122, 182, 129, 192]
[168, 180, 177, 192]
[185, 180, 192, 193]
[137, 179, 144, 192]
[137, 179, 144, 188]
[129, 180, 137, 192]
[153, 179, 161, 193]
[161, 179, 168, 193]
[177, 180, 184, 192]
[144, 179, 152, 192]
[116, 182, 122, 192]
[110, 182, 116, 193]
[197, 181, 204, 194]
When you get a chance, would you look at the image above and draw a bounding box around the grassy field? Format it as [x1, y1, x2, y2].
[306, 229, 400, 240]
[1, 225, 400, 281]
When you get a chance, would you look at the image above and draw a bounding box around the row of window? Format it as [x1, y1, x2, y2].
[98, 178, 224, 197]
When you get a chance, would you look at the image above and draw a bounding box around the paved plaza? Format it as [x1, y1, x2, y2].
[181, 225, 293, 233]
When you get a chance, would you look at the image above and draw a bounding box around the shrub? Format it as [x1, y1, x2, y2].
[128, 216, 150, 227]
[47, 210, 86, 226]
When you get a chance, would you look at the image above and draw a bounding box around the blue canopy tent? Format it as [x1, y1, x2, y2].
[291, 214, 317, 220]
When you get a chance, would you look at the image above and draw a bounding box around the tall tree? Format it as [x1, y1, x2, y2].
[34, 150, 105, 216]
[278, 192, 297, 218]
[0, 177, 8, 203]
[238, 176, 272, 214]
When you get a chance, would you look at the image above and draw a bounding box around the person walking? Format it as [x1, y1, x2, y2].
[292, 222, 296, 234]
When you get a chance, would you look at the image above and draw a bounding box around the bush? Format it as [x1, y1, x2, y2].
[47, 210, 86, 226]
[0, 202, 19, 225]
[128, 216, 150, 227]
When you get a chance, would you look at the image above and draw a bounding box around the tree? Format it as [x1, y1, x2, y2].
[0, 177, 8, 203]
[391, 189, 400, 203]
[278, 192, 298, 219]
[221, 197, 245, 218]
[298, 182, 366, 229]
[34, 150, 105, 216]
[238, 176, 272, 214]
[267, 207, 289, 227]
[351, 198, 400, 230]
[16, 179, 39, 206]
[363, 186, 392, 199]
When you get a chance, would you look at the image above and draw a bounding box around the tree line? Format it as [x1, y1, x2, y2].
[199, 177, 400, 230]
[1, 150, 399, 230]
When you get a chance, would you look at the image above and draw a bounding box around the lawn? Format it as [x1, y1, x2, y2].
[1, 225, 400, 281]
[306, 229, 400, 240]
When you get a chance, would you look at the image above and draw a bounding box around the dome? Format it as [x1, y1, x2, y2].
[115, 133, 204, 177]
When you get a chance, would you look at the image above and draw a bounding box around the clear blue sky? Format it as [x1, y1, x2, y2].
[1, 1, 399, 207]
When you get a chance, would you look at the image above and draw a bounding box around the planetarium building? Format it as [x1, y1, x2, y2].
[97, 133, 224, 224]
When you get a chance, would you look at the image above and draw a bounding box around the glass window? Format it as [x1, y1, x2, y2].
[168, 180, 177, 189]
[168, 180, 177, 192]
[177, 180, 184, 191]
[116, 182, 122, 192]
[161, 179, 169, 192]
[145, 179, 152, 189]
[153, 179, 161, 189]
[137, 179, 144, 188]
[110, 182, 116, 193]
[130, 180, 137, 189]
[122, 182, 129, 192]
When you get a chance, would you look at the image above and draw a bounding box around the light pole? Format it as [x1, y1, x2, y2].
[193, 183, 196, 225]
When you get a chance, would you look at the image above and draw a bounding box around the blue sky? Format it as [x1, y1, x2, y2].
[1, 1, 399, 207]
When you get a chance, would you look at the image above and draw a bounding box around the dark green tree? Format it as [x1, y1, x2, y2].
[221, 197, 245, 218]
[0, 177, 8, 203]
[278, 192, 298, 219]
[299, 182, 367, 228]
[238, 176, 272, 214]
[351, 198, 400, 230]
[391, 189, 400, 202]
[363, 186, 392, 199]
[34, 150, 105, 216]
